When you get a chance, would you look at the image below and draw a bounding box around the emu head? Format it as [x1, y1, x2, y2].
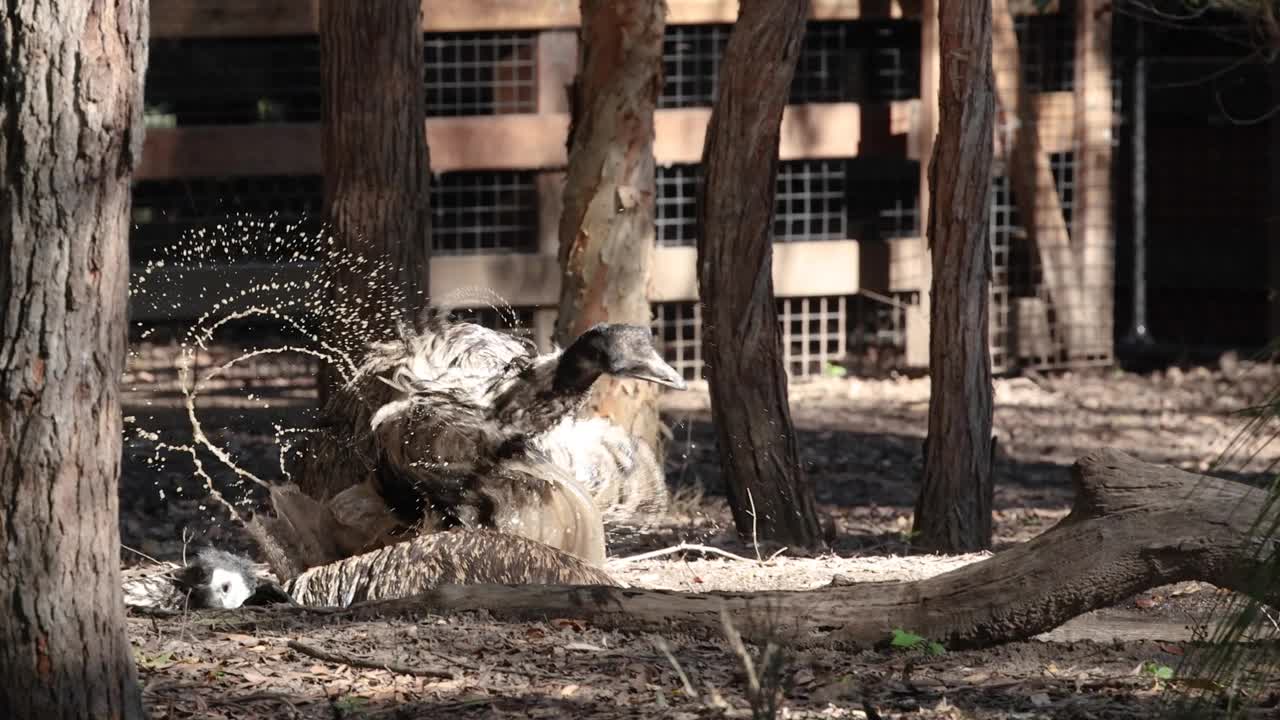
[172, 547, 259, 609]
[555, 323, 687, 394]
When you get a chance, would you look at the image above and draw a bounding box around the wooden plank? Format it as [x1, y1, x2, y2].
[137, 115, 572, 180]
[151, 1, 1059, 38]
[656, 103, 878, 165]
[906, 92, 1075, 162]
[904, 0, 938, 368]
[151, 1, 903, 38]
[131, 241, 862, 319]
[649, 241, 860, 302]
[138, 103, 907, 180]
[1071, 0, 1114, 358]
[536, 30, 578, 114]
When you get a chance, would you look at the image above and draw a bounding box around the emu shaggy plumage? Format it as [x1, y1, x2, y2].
[267, 311, 684, 578]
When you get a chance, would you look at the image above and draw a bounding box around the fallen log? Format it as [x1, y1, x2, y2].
[327, 448, 1278, 649]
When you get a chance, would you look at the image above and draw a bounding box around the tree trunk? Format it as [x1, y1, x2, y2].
[288, 449, 1280, 651]
[695, 0, 823, 551]
[0, 2, 148, 717]
[913, 0, 998, 553]
[991, 0, 1086, 357]
[554, 0, 667, 459]
[318, 1, 431, 398]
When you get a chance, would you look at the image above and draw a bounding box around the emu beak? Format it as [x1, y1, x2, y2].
[620, 350, 688, 391]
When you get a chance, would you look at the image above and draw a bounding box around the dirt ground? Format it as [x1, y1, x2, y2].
[120, 342, 1280, 719]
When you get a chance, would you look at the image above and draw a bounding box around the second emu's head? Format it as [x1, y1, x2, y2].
[554, 323, 687, 394]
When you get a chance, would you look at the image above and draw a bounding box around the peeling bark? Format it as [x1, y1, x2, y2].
[914, 0, 998, 552]
[554, 0, 667, 458]
[0, 1, 149, 717]
[695, 0, 823, 549]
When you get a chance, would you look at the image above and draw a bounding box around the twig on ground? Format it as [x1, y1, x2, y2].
[122, 544, 167, 566]
[747, 488, 762, 563]
[654, 636, 700, 699]
[611, 542, 768, 565]
[287, 639, 453, 679]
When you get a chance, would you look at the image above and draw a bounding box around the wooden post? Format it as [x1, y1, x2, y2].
[532, 29, 579, 352]
[1072, 0, 1114, 359]
[534, 171, 566, 351]
[906, 0, 940, 369]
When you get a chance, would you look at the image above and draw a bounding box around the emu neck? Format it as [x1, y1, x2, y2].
[489, 354, 599, 441]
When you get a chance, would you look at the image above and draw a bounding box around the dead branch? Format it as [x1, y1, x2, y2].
[286, 640, 452, 679]
[345, 448, 1279, 650]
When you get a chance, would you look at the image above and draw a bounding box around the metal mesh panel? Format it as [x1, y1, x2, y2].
[779, 295, 849, 376]
[982, 3, 1114, 373]
[144, 37, 322, 126]
[445, 306, 537, 340]
[131, 171, 538, 260]
[790, 22, 855, 104]
[130, 176, 325, 264]
[790, 21, 921, 104]
[659, 21, 920, 109]
[142, 33, 536, 126]
[1015, 10, 1075, 93]
[424, 31, 537, 116]
[652, 301, 704, 382]
[655, 160, 849, 247]
[429, 171, 538, 255]
[651, 296, 853, 380]
[659, 24, 729, 109]
[774, 160, 848, 241]
[655, 164, 701, 247]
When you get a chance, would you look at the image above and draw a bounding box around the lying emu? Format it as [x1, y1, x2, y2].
[122, 546, 291, 610]
[268, 312, 685, 575]
[124, 532, 617, 611]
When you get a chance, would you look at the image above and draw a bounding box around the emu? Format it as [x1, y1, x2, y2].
[276, 312, 685, 570]
[122, 546, 289, 610]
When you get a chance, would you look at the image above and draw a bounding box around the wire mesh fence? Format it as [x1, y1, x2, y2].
[133, 8, 1119, 378]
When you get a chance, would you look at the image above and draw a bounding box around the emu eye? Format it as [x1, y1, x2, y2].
[220, 582, 231, 593]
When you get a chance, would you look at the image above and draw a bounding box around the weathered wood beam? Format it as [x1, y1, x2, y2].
[136, 103, 913, 181]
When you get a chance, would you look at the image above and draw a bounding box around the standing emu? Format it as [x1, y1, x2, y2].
[267, 311, 685, 574]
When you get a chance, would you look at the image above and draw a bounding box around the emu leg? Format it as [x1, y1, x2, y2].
[374, 448, 1278, 649]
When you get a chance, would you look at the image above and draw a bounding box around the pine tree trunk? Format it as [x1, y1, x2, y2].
[317, 0, 430, 400]
[0, 1, 148, 717]
[554, 0, 667, 458]
[696, 0, 823, 550]
[913, 0, 998, 553]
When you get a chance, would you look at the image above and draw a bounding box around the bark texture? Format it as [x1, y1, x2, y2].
[554, 0, 667, 459]
[320, 0, 430, 320]
[913, 0, 998, 552]
[695, 0, 823, 550]
[0, 1, 148, 717]
[324, 449, 1280, 650]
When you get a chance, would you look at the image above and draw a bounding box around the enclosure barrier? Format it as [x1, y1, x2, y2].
[136, 0, 1113, 376]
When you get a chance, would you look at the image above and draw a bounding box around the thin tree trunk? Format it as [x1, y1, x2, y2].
[554, 0, 667, 458]
[913, 0, 997, 552]
[318, 1, 431, 398]
[0, 1, 148, 717]
[696, 0, 823, 550]
[991, 0, 1085, 357]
